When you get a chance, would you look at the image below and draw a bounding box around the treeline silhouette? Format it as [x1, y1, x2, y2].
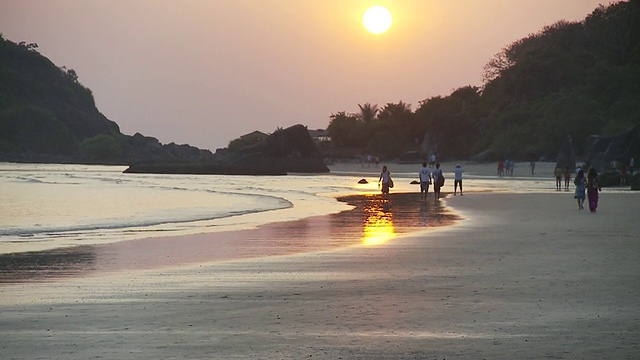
[325, 1, 640, 161]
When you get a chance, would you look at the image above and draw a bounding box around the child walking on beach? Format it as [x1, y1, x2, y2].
[573, 169, 586, 210]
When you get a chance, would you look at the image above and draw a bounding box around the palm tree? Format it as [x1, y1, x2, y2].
[357, 103, 379, 123]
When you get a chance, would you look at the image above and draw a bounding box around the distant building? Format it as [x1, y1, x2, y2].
[239, 130, 268, 143]
[308, 129, 330, 142]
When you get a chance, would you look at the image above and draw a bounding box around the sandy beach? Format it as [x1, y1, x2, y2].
[1, 162, 639, 359]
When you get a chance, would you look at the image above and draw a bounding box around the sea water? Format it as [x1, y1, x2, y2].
[0, 163, 372, 254]
[1, 162, 621, 255]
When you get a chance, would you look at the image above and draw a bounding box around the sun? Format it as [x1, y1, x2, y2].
[362, 5, 392, 34]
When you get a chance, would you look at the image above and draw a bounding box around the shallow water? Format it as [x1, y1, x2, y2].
[0, 192, 461, 283]
[0, 163, 358, 253]
[1, 162, 628, 255]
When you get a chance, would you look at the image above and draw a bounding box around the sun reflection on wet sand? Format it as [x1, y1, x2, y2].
[362, 198, 396, 246]
[0, 192, 460, 283]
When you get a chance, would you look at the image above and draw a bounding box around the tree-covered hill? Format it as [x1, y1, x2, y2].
[0, 37, 120, 156]
[326, 1, 640, 162]
[2, 1, 638, 166]
[0, 35, 212, 164]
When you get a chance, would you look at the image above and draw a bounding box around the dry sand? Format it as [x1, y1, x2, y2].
[1, 163, 639, 359]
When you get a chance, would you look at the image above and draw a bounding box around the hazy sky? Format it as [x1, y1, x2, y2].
[0, 0, 608, 150]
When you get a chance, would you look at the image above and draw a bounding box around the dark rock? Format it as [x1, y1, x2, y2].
[598, 171, 621, 188]
[123, 161, 286, 175]
[122, 133, 216, 164]
[229, 124, 329, 173]
[631, 173, 640, 190]
[358, 179, 368, 184]
[125, 124, 329, 175]
[410, 180, 420, 185]
[584, 125, 640, 174]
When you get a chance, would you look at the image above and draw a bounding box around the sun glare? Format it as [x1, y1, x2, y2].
[362, 199, 396, 246]
[363, 5, 392, 34]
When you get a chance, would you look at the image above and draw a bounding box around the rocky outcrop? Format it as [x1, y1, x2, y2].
[584, 125, 640, 173]
[581, 125, 640, 189]
[122, 133, 216, 164]
[124, 124, 329, 175]
[123, 160, 286, 176]
[230, 124, 328, 173]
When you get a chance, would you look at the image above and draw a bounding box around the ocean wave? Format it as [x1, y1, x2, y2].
[0, 164, 356, 253]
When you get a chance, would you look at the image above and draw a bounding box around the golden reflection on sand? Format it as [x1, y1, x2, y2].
[0, 192, 460, 283]
[362, 198, 396, 246]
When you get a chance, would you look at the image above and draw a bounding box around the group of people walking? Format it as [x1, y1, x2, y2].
[417, 162, 463, 201]
[378, 162, 463, 200]
[378, 161, 606, 213]
[497, 159, 515, 176]
[573, 167, 601, 212]
[554, 166, 575, 191]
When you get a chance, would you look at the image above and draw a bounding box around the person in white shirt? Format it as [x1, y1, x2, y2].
[378, 165, 392, 195]
[453, 164, 464, 196]
[432, 163, 443, 200]
[418, 162, 432, 202]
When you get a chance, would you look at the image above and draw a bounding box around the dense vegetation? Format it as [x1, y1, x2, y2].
[326, 1, 640, 161]
[1, 2, 638, 165]
[0, 35, 130, 160]
[0, 35, 213, 164]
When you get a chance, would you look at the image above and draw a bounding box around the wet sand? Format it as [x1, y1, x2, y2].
[0, 192, 458, 283]
[1, 166, 639, 359]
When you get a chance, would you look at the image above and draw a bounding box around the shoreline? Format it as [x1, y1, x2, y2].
[2, 162, 639, 359]
[0, 191, 459, 284]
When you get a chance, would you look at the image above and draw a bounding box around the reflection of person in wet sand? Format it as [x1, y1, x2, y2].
[419, 202, 429, 226]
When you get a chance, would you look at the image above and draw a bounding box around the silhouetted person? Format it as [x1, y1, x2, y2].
[563, 167, 572, 191]
[378, 165, 392, 195]
[432, 163, 443, 200]
[418, 162, 431, 201]
[453, 164, 464, 196]
[554, 167, 563, 191]
[587, 167, 601, 213]
[573, 169, 586, 210]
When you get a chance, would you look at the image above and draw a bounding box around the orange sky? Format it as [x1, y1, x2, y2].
[0, 0, 609, 150]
